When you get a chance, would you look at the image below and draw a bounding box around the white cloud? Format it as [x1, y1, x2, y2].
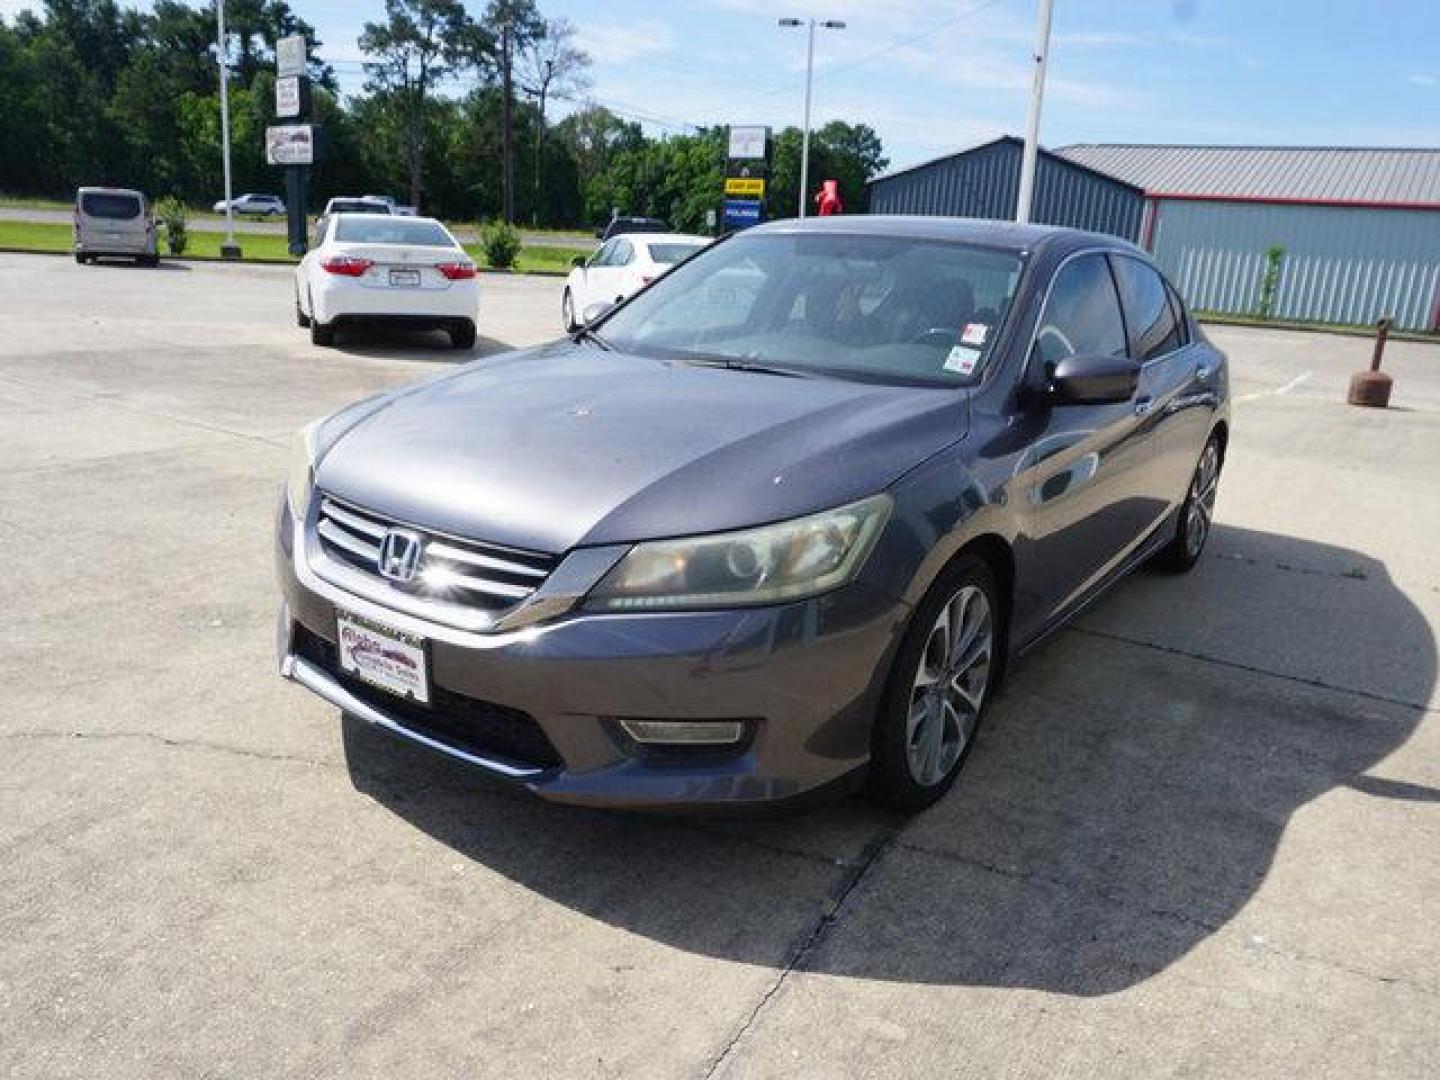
[578, 19, 677, 66]
[1409, 73, 1437, 87]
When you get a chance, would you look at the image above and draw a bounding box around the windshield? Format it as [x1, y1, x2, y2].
[331, 200, 390, 214]
[648, 242, 705, 264]
[80, 192, 142, 220]
[334, 218, 456, 247]
[596, 232, 1022, 384]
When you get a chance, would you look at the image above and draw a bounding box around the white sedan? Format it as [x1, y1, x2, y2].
[295, 214, 479, 349]
[562, 233, 711, 330]
[213, 193, 285, 216]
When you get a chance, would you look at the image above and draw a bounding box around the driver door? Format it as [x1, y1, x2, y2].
[1010, 252, 1158, 639]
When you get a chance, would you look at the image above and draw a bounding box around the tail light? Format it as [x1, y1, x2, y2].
[320, 256, 373, 277]
[436, 261, 477, 280]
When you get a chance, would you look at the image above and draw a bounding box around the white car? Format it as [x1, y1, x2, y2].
[365, 194, 417, 216]
[295, 214, 479, 349]
[562, 232, 711, 330]
[213, 193, 285, 216]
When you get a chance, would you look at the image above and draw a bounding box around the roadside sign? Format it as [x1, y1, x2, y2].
[727, 126, 768, 161]
[275, 75, 302, 118]
[704, 208, 717, 231]
[724, 177, 765, 197]
[723, 199, 762, 230]
[266, 124, 314, 166]
[276, 35, 307, 78]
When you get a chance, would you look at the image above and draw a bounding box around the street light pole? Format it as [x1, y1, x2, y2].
[216, 0, 239, 257]
[779, 17, 845, 219]
[1015, 0, 1056, 224]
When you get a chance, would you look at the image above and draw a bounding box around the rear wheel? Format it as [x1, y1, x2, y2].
[1154, 434, 1222, 573]
[449, 319, 477, 350]
[868, 555, 1000, 813]
[74, 253, 88, 265]
[140, 255, 159, 267]
[310, 319, 335, 347]
[295, 292, 310, 327]
[561, 288, 577, 332]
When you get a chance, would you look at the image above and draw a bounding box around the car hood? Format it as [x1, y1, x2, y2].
[316, 343, 968, 554]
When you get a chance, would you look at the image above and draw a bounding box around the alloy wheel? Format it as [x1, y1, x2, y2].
[906, 584, 993, 787]
[1184, 442, 1220, 558]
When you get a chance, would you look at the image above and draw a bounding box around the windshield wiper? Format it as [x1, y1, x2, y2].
[684, 356, 808, 378]
[571, 325, 612, 350]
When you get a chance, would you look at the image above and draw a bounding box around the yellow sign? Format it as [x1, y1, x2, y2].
[725, 177, 766, 197]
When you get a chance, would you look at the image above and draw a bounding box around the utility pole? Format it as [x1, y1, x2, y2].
[501, 19, 515, 225]
[1015, 0, 1056, 224]
[216, 0, 240, 258]
[778, 18, 845, 219]
[532, 58, 552, 227]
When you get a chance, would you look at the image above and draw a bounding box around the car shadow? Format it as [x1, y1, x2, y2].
[340, 523, 1435, 994]
[83, 258, 192, 273]
[330, 327, 511, 363]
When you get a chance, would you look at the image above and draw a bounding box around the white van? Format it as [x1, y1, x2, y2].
[74, 187, 159, 266]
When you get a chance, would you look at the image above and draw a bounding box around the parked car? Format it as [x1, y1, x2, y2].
[73, 186, 158, 266]
[277, 216, 1229, 812]
[213, 193, 285, 216]
[364, 194, 417, 216]
[323, 197, 393, 216]
[562, 233, 710, 330]
[294, 213, 477, 348]
[597, 215, 668, 241]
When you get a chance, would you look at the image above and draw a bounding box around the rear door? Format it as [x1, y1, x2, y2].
[1011, 251, 1154, 636]
[1108, 254, 1200, 511]
[78, 191, 148, 252]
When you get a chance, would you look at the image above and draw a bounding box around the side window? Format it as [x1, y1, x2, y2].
[613, 240, 635, 266]
[1031, 253, 1127, 369]
[1111, 255, 1182, 361]
[591, 239, 616, 267]
[1165, 282, 1191, 346]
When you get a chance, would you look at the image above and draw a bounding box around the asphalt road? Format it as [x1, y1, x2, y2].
[2, 253, 1437, 1079]
[0, 206, 597, 247]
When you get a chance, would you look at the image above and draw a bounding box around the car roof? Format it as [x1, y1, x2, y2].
[329, 212, 444, 225]
[748, 214, 1142, 257]
[633, 233, 709, 245]
[78, 186, 143, 196]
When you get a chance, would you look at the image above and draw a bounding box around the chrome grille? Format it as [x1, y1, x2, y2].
[314, 495, 556, 613]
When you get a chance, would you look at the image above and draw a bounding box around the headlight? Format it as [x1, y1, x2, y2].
[286, 421, 321, 520]
[585, 494, 891, 611]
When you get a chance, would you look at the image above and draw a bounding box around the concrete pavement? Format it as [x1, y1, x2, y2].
[1, 254, 1436, 1078]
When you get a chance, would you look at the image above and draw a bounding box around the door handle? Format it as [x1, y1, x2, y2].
[1134, 396, 1154, 416]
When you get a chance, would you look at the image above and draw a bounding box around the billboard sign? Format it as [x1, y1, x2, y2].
[276, 35, 307, 78]
[722, 198, 762, 231]
[266, 124, 314, 166]
[727, 126, 768, 161]
[724, 177, 765, 198]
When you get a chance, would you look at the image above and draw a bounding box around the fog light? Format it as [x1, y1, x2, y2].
[618, 719, 746, 745]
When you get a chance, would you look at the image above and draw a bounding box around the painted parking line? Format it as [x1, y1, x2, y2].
[1236, 370, 1312, 403]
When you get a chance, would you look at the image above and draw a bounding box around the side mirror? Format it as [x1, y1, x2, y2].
[1048, 354, 1140, 405]
[571, 254, 587, 269]
[581, 300, 616, 325]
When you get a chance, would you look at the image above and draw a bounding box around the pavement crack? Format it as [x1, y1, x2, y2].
[1071, 626, 1437, 715]
[700, 826, 901, 1079]
[0, 727, 330, 769]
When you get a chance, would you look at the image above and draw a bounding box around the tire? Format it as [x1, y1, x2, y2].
[75, 253, 87, 265]
[868, 554, 1001, 813]
[310, 319, 335, 347]
[1153, 434, 1222, 573]
[561, 288, 577, 332]
[142, 255, 159, 268]
[449, 319, 477, 350]
[295, 293, 310, 327]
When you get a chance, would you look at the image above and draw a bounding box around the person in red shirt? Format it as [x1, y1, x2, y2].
[815, 179, 843, 216]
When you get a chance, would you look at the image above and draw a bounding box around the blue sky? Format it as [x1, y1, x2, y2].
[7, 0, 1438, 170]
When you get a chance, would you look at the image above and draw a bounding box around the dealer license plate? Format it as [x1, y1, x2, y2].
[337, 611, 429, 704]
[389, 269, 421, 287]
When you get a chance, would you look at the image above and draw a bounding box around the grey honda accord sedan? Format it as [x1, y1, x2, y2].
[276, 215, 1229, 812]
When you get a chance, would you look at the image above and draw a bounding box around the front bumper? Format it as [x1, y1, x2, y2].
[275, 498, 910, 809]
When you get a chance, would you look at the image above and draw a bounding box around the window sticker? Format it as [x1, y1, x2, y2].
[961, 322, 989, 346]
[943, 345, 982, 375]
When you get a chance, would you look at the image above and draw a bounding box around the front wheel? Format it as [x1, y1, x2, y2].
[868, 555, 1000, 813]
[1153, 434, 1222, 573]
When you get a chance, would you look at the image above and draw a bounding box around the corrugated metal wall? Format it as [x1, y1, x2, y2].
[868, 140, 1143, 241]
[1151, 199, 1440, 330]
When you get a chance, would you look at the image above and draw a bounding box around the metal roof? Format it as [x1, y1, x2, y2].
[1056, 144, 1440, 206]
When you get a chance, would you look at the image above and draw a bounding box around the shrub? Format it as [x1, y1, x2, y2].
[155, 196, 187, 256]
[479, 220, 521, 269]
[1256, 245, 1285, 319]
